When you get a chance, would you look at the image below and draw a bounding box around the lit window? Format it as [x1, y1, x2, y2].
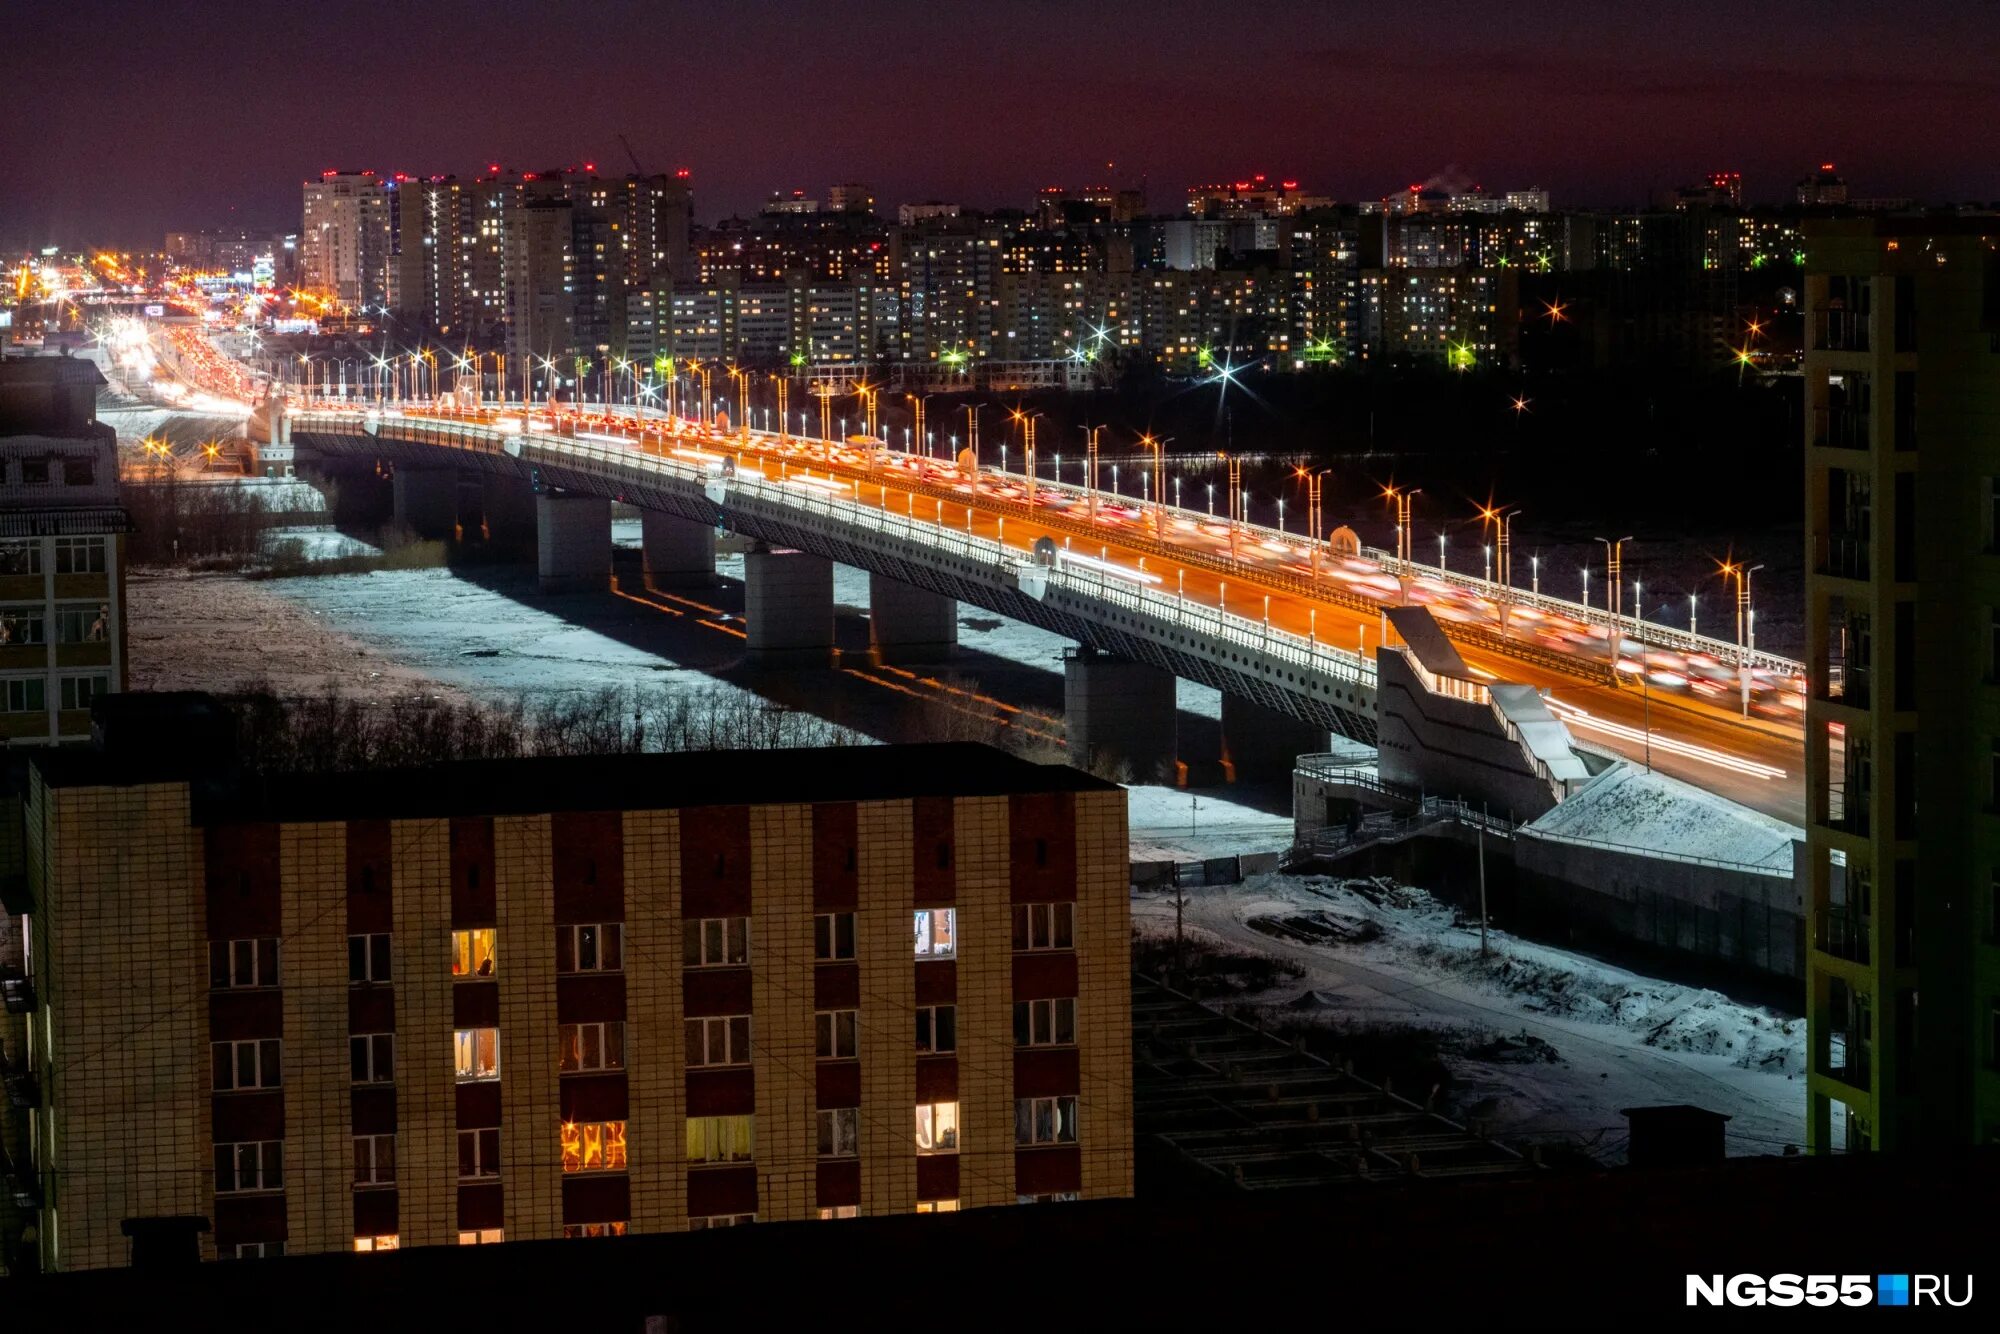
[1012, 902, 1075, 951]
[354, 1234, 400, 1252]
[562, 1221, 627, 1238]
[917, 1004, 956, 1054]
[915, 1101, 959, 1154]
[212, 1039, 282, 1092]
[556, 922, 623, 973]
[686, 1014, 752, 1067]
[915, 1198, 959, 1213]
[1015, 1095, 1079, 1146]
[1013, 997, 1077, 1047]
[457, 1127, 500, 1180]
[230, 1242, 284, 1259]
[350, 1032, 395, 1084]
[815, 1010, 858, 1060]
[458, 1228, 504, 1245]
[686, 1114, 754, 1165]
[451, 928, 497, 978]
[454, 1028, 500, 1082]
[818, 1205, 858, 1220]
[814, 912, 856, 961]
[689, 1213, 755, 1230]
[214, 1140, 283, 1193]
[560, 1020, 625, 1073]
[208, 938, 280, 990]
[560, 1119, 629, 1174]
[353, 1134, 395, 1187]
[914, 908, 956, 958]
[817, 1107, 859, 1158]
[684, 916, 749, 967]
[348, 933, 391, 984]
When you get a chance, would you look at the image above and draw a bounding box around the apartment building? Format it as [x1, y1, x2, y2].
[300, 171, 393, 312]
[1803, 217, 2000, 1153]
[5, 725, 1132, 1270]
[0, 357, 126, 746]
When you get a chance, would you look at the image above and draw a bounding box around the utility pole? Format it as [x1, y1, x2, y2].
[1477, 816, 1489, 959]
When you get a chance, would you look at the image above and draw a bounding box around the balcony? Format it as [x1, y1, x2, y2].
[1823, 663, 1870, 709]
[1819, 1033, 1871, 1090]
[1816, 911, 1871, 965]
[1813, 407, 1870, 451]
[1814, 310, 1870, 353]
[1815, 533, 1871, 582]
[1826, 783, 1870, 836]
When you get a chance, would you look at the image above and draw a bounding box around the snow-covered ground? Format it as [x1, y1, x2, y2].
[1125, 785, 1293, 863]
[1139, 873, 1806, 1159]
[262, 524, 377, 560]
[1528, 761, 1802, 871]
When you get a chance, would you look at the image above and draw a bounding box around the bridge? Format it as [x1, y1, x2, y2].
[269, 395, 1807, 823]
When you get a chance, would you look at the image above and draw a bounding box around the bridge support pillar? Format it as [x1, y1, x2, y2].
[1220, 695, 1329, 783]
[745, 546, 834, 665]
[391, 468, 458, 538]
[641, 510, 716, 589]
[1064, 648, 1177, 781]
[536, 493, 612, 593]
[867, 574, 956, 663]
[477, 476, 537, 545]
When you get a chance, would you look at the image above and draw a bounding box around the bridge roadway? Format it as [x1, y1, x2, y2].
[286, 402, 1806, 824]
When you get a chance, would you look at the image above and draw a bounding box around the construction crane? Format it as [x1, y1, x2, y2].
[618, 134, 646, 177]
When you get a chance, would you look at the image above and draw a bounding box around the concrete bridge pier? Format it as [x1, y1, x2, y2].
[641, 510, 717, 589]
[1064, 647, 1178, 781]
[391, 467, 459, 538]
[1219, 695, 1330, 782]
[478, 476, 538, 545]
[745, 545, 834, 665]
[537, 493, 613, 593]
[867, 574, 957, 663]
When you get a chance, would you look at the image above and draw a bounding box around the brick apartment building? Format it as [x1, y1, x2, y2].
[1, 720, 1132, 1270]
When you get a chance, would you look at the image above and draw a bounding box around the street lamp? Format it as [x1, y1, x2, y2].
[1720, 559, 1765, 716]
[1140, 433, 1172, 538]
[1438, 532, 1448, 571]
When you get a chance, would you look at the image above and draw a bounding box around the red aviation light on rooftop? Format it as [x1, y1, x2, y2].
[585, 161, 597, 172]
[676, 169, 690, 178]
[1281, 180, 1298, 189]
[1820, 161, 1837, 172]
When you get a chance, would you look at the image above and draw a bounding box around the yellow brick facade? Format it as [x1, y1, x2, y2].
[279, 822, 349, 1256]
[621, 810, 686, 1234]
[952, 796, 1013, 1210]
[857, 799, 916, 1217]
[1074, 788, 1135, 1200]
[494, 815, 559, 1241]
[391, 818, 456, 1246]
[749, 805, 815, 1223]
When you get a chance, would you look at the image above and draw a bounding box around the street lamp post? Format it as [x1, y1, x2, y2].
[1297, 467, 1330, 578]
[1083, 426, 1105, 520]
[1141, 434, 1172, 538]
[1595, 535, 1633, 673]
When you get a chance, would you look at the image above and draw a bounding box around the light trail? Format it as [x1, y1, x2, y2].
[1546, 700, 1788, 780]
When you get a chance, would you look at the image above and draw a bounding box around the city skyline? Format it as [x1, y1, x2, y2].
[4, 0, 1998, 247]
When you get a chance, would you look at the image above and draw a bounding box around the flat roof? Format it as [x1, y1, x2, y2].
[30, 742, 1118, 824]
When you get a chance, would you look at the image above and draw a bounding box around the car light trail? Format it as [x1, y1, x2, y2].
[1546, 701, 1788, 780]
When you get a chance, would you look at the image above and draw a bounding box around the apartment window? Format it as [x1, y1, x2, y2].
[458, 1127, 500, 1180]
[59, 674, 109, 712]
[686, 1014, 752, 1067]
[0, 542, 40, 575]
[689, 1214, 755, 1229]
[1018, 1192, 1080, 1204]
[815, 1009, 858, 1060]
[231, 1242, 284, 1259]
[915, 1199, 960, 1213]
[1013, 902, 1075, 951]
[556, 922, 623, 973]
[349, 933, 391, 984]
[212, 1038, 281, 1091]
[0, 677, 41, 713]
[1015, 1095, 1079, 1146]
[354, 1235, 400, 1253]
[917, 1004, 956, 1054]
[560, 1119, 629, 1173]
[686, 1114, 755, 1165]
[817, 1106, 860, 1158]
[814, 911, 856, 961]
[458, 1229, 504, 1245]
[350, 1033, 395, 1085]
[209, 938, 280, 990]
[353, 1134, 396, 1187]
[1014, 997, 1077, 1047]
[559, 1020, 626, 1073]
[214, 1140, 283, 1193]
[685, 916, 749, 967]
[53, 536, 106, 574]
[62, 455, 95, 486]
[454, 1028, 500, 1082]
[562, 1222, 627, 1238]
[914, 907, 957, 958]
[818, 1205, 858, 1220]
[54, 603, 108, 643]
[451, 928, 497, 978]
[915, 1101, 959, 1154]
[0, 609, 45, 647]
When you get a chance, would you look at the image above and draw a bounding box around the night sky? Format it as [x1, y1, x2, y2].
[5, 0, 1997, 247]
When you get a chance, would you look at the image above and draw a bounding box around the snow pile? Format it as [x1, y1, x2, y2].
[1526, 761, 1802, 871]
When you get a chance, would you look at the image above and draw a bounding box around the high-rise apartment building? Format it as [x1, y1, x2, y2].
[393, 177, 469, 335]
[0, 357, 127, 746]
[3, 726, 1133, 1270]
[301, 171, 392, 312]
[504, 197, 576, 368]
[1803, 217, 2000, 1153]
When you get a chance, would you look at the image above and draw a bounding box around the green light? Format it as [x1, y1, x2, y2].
[1197, 347, 1212, 367]
[1749, 254, 1767, 269]
[1791, 250, 1808, 266]
[789, 351, 806, 367]
[1449, 342, 1476, 371]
